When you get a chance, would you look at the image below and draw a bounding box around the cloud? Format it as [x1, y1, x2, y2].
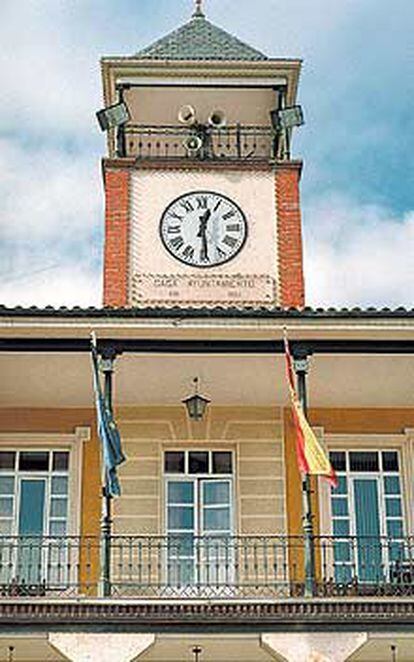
[304, 194, 414, 308]
[0, 138, 101, 241]
[0, 262, 101, 308]
[0, 1, 99, 137]
[0, 0, 172, 138]
[0, 136, 102, 307]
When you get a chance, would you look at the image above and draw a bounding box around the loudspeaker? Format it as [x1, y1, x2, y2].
[208, 110, 227, 129]
[183, 135, 203, 155]
[178, 105, 197, 126]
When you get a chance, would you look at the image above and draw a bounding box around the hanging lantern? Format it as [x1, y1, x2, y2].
[182, 378, 210, 421]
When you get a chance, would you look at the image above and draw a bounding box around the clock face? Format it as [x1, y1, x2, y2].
[159, 191, 248, 268]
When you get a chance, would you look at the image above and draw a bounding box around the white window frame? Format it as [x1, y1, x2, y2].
[163, 450, 235, 591]
[0, 428, 90, 537]
[163, 449, 235, 537]
[346, 456, 402, 538]
[318, 432, 413, 539]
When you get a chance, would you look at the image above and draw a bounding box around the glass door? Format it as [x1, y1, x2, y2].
[17, 479, 46, 584]
[200, 480, 233, 588]
[353, 478, 382, 582]
[166, 477, 233, 590]
[166, 480, 196, 587]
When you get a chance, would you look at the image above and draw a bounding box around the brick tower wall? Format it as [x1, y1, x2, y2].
[103, 168, 130, 307]
[276, 164, 305, 308]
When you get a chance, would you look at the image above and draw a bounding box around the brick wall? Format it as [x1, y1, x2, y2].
[103, 168, 130, 307]
[276, 165, 305, 308]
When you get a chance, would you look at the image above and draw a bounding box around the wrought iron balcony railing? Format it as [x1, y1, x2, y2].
[0, 534, 413, 599]
[122, 124, 277, 161]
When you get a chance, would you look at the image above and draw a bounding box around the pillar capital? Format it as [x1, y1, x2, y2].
[293, 355, 311, 374]
[100, 345, 119, 367]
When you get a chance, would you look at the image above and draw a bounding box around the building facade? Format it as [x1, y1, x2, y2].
[0, 4, 414, 661]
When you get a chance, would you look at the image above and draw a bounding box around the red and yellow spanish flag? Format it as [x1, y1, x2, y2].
[284, 331, 337, 487]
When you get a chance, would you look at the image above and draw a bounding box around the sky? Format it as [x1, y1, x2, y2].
[0, 0, 413, 309]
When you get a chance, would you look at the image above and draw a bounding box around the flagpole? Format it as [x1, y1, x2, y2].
[293, 352, 316, 598]
[101, 350, 115, 598]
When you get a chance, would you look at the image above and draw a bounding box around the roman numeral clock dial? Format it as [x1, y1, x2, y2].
[160, 191, 248, 267]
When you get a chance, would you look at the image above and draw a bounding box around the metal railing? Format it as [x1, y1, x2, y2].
[316, 534, 414, 597]
[110, 535, 295, 598]
[0, 535, 413, 599]
[0, 536, 99, 597]
[123, 124, 277, 161]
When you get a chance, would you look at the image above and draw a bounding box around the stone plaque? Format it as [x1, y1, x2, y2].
[131, 273, 276, 306]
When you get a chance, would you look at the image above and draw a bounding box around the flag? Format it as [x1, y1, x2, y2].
[283, 331, 337, 487]
[90, 334, 126, 497]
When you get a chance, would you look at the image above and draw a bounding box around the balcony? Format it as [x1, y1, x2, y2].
[1, 534, 413, 600]
[122, 124, 277, 162]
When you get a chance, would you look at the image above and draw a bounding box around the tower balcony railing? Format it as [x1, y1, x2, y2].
[122, 124, 278, 161]
[0, 534, 413, 599]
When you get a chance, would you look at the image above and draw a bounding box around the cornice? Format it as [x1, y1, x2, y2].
[1, 305, 413, 320]
[101, 158, 303, 173]
[100, 57, 302, 69]
[0, 599, 414, 631]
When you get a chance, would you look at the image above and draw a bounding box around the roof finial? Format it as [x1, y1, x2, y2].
[193, 0, 205, 18]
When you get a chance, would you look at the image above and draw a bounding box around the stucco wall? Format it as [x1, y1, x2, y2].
[124, 86, 276, 127]
[114, 406, 285, 536]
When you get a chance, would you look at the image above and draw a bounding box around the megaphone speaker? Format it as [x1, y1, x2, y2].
[178, 105, 197, 126]
[183, 135, 203, 155]
[208, 110, 226, 129]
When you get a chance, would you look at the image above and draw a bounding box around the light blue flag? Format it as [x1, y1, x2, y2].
[90, 336, 126, 497]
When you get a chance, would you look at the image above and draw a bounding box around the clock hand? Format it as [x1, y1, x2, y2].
[198, 223, 209, 260]
[201, 233, 209, 261]
[197, 209, 211, 236]
[197, 209, 211, 261]
[197, 226, 207, 262]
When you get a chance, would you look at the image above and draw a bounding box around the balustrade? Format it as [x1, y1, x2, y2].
[0, 534, 412, 598]
[122, 125, 277, 161]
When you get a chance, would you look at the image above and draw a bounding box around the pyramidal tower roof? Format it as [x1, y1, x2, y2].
[136, 2, 268, 62]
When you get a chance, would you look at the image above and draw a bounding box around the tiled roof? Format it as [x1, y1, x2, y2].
[136, 14, 268, 61]
[1, 306, 414, 319]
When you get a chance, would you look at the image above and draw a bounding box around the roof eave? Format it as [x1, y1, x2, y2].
[101, 56, 302, 66]
[1, 306, 414, 320]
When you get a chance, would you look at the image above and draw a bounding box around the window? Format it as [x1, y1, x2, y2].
[164, 450, 234, 587]
[0, 450, 70, 538]
[329, 449, 405, 583]
[0, 449, 71, 585]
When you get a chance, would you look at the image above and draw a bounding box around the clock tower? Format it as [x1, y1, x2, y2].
[101, 2, 304, 309]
